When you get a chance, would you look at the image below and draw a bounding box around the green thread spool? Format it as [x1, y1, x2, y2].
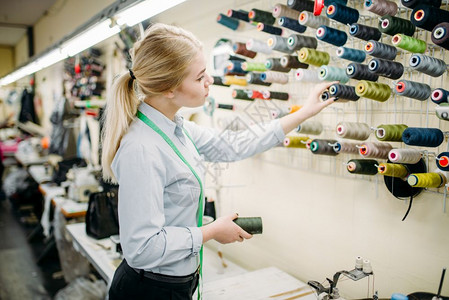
[407, 173, 445, 188]
[319, 66, 349, 84]
[283, 136, 309, 148]
[378, 163, 409, 178]
[347, 159, 378, 175]
[248, 9, 276, 25]
[297, 48, 330, 67]
[233, 217, 263, 234]
[375, 124, 408, 141]
[392, 34, 426, 53]
[242, 62, 267, 72]
[355, 80, 391, 102]
[232, 89, 253, 101]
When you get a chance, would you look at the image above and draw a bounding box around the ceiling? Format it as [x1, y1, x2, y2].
[0, 0, 59, 46]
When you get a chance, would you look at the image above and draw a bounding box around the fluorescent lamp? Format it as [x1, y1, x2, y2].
[116, 0, 187, 27]
[37, 49, 67, 70]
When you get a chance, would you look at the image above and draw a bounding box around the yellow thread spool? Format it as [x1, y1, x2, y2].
[297, 48, 330, 66]
[355, 80, 391, 102]
[378, 163, 408, 178]
[288, 105, 302, 113]
[223, 75, 247, 86]
[407, 173, 446, 188]
[283, 136, 309, 148]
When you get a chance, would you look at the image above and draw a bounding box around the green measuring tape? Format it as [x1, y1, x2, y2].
[136, 110, 204, 299]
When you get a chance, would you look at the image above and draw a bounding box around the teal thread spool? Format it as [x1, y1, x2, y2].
[392, 34, 426, 53]
[375, 124, 408, 141]
[233, 217, 263, 234]
[319, 66, 349, 84]
[216, 14, 240, 31]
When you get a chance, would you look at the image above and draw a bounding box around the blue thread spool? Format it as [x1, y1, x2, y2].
[402, 127, 444, 147]
[226, 60, 247, 75]
[431, 88, 449, 104]
[324, 0, 348, 5]
[316, 25, 348, 47]
[257, 23, 283, 35]
[336, 47, 366, 63]
[278, 17, 306, 33]
[326, 3, 359, 25]
[217, 14, 240, 31]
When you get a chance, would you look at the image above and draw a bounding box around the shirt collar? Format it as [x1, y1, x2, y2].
[138, 102, 184, 135]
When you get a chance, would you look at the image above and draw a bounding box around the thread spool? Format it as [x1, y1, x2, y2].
[233, 217, 263, 234]
[388, 149, 422, 164]
[363, 260, 373, 274]
[336, 47, 366, 63]
[336, 122, 371, 140]
[378, 163, 409, 178]
[246, 39, 273, 54]
[394, 80, 431, 101]
[298, 48, 330, 67]
[319, 66, 349, 84]
[265, 58, 291, 73]
[295, 69, 321, 82]
[407, 173, 446, 188]
[278, 17, 307, 33]
[287, 0, 314, 12]
[321, 91, 331, 101]
[401, 0, 442, 9]
[289, 105, 301, 113]
[246, 72, 271, 86]
[247, 90, 264, 100]
[227, 9, 250, 22]
[355, 80, 391, 102]
[287, 34, 318, 51]
[281, 55, 308, 69]
[436, 103, 449, 121]
[326, 3, 359, 25]
[412, 5, 449, 32]
[213, 76, 229, 87]
[349, 23, 382, 41]
[296, 121, 323, 135]
[283, 136, 310, 148]
[298, 11, 329, 28]
[364, 40, 397, 60]
[217, 14, 242, 31]
[310, 139, 339, 156]
[378, 15, 416, 36]
[359, 142, 393, 159]
[409, 54, 447, 77]
[260, 71, 289, 84]
[402, 127, 444, 147]
[333, 141, 359, 154]
[347, 159, 379, 175]
[392, 34, 426, 53]
[346, 63, 379, 82]
[217, 103, 234, 111]
[242, 62, 266, 72]
[355, 256, 364, 269]
[431, 88, 449, 104]
[233, 42, 257, 59]
[329, 84, 360, 101]
[316, 25, 348, 47]
[432, 22, 449, 50]
[368, 58, 404, 80]
[223, 75, 247, 86]
[436, 152, 449, 171]
[226, 60, 247, 76]
[364, 0, 398, 16]
[257, 23, 283, 36]
[273, 4, 300, 19]
[262, 90, 289, 101]
[249, 9, 276, 25]
[376, 124, 408, 142]
[272, 107, 290, 119]
[324, 0, 348, 4]
[232, 89, 253, 101]
[267, 36, 293, 54]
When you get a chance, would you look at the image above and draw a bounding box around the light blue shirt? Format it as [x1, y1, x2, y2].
[111, 102, 285, 276]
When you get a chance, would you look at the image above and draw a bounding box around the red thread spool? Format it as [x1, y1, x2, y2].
[314, 0, 325, 16]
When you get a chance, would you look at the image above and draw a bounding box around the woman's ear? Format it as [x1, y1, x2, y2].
[164, 90, 175, 98]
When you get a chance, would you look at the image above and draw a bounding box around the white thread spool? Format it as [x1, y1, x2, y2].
[272, 107, 290, 118]
[296, 121, 323, 135]
[267, 35, 293, 54]
[295, 69, 320, 82]
[262, 71, 289, 84]
[246, 38, 273, 54]
[355, 256, 363, 270]
[363, 259, 373, 274]
[388, 148, 422, 164]
[298, 11, 329, 28]
[336, 122, 371, 140]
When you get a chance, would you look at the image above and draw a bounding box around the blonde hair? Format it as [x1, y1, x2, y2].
[101, 23, 202, 182]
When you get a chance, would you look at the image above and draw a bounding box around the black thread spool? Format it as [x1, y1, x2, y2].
[310, 139, 339, 156]
[217, 103, 234, 111]
[346, 159, 379, 175]
[321, 91, 330, 101]
[349, 23, 382, 41]
[213, 76, 230, 87]
[264, 91, 289, 101]
[329, 84, 360, 101]
[326, 3, 359, 25]
[401, 0, 442, 9]
[246, 72, 272, 86]
[378, 15, 415, 36]
[249, 8, 276, 25]
[278, 17, 307, 33]
[316, 25, 348, 47]
[257, 23, 283, 36]
[368, 58, 404, 80]
[346, 63, 379, 81]
[287, 34, 318, 51]
[432, 22, 449, 50]
[364, 40, 397, 60]
[227, 9, 249, 22]
[412, 5, 449, 32]
[280, 55, 308, 69]
[287, 0, 314, 12]
[265, 58, 291, 73]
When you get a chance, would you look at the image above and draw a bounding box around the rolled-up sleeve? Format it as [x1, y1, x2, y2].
[183, 119, 285, 162]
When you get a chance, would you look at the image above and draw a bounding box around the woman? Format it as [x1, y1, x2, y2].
[102, 23, 335, 300]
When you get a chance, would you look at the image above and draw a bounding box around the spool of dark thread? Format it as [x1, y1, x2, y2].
[431, 88, 449, 104]
[233, 217, 263, 235]
[326, 3, 359, 25]
[287, 34, 318, 50]
[257, 23, 283, 35]
[204, 198, 216, 220]
[217, 14, 240, 31]
[264, 91, 289, 101]
[249, 9, 276, 25]
[310, 139, 339, 156]
[287, 0, 314, 12]
[368, 58, 404, 80]
[432, 22, 449, 50]
[324, 0, 348, 5]
[349, 23, 382, 41]
[395, 80, 431, 101]
[409, 54, 447, 77]
[280, 55, 308, 69]
[411, 5, 449, 32]
[329, 84, 360, 101]
[321, 91, 330, 101]
[364, 40, 397, 60]
[346, 63, 379, 81]
[232, 89, 253, 101]
[227, 9, 250, 22]
[436, 152, 449, 172]
[227, 60, 247, 75]
[378, 15, 415, 36]
[217, 103, 234, 110]
[246, 72, 272, 86]
[402, 127, 444, 147]
[278, 17, 307, 33]
[336, 47, 366, 63]
[316, 25, 348, 47]
[347, 159, 379, 175]
[265, 58, 291, 73]
[213, 76, 230, 87]
[233, 42, 257, 59]
[401, 0, 442, 9]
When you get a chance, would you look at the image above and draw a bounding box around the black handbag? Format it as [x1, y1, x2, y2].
[85, 190, 119, 239]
